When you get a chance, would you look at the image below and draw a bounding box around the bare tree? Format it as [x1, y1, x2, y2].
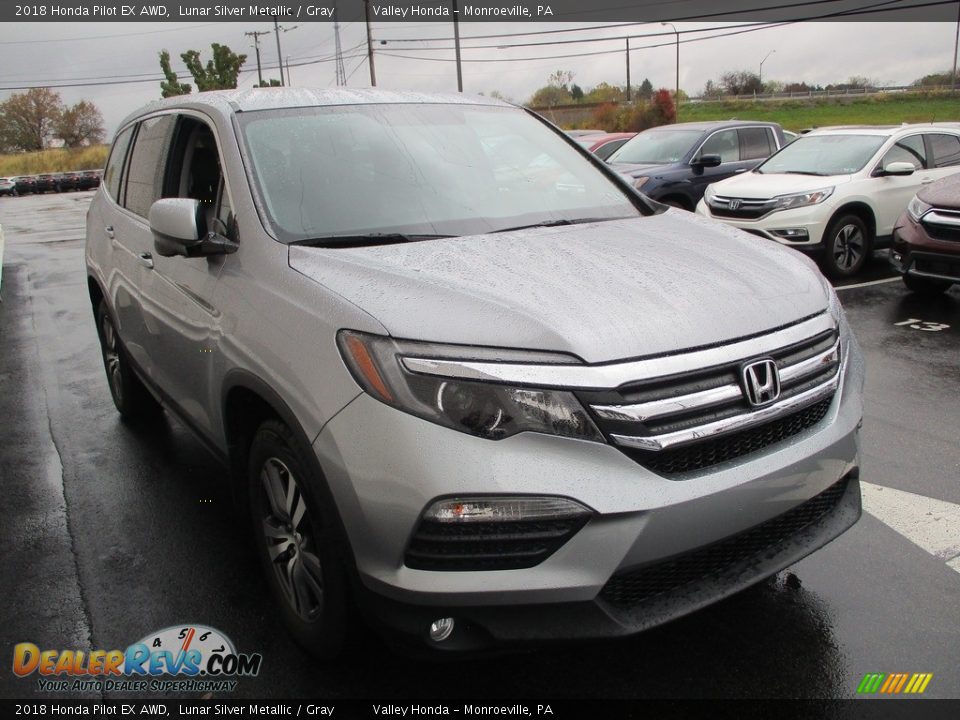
[0, 88, 63, 150]
[54, 100, 105, 148]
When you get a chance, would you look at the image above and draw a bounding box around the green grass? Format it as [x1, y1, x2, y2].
[0, 146, 108, 176]
[676, 91, 960, 131]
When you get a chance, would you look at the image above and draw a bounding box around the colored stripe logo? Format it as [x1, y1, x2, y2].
[857, 673, 933, 695]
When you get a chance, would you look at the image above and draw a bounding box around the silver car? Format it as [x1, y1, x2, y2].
[85, 89, 864, 657]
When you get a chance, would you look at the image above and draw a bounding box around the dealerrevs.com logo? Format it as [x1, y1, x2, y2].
[13, 625, 262, 693]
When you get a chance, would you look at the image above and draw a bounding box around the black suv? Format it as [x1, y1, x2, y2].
[607, 121, 787, 210]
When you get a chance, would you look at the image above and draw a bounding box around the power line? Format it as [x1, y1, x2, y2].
[0, 22, 231, 45]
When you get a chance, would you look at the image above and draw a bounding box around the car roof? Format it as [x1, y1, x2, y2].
[646, 120, 780, 131]
[804, 123, 960, 137]
[116, 87, 511, 133]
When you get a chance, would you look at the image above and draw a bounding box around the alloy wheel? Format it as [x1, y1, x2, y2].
[832, 224, 865, 272]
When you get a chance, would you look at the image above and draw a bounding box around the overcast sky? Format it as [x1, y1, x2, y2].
[1, 20, 957, 134]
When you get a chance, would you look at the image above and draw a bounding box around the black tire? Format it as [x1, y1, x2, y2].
[95, 300, 161, 419]
[903, 274, 952, 296]
[248, 419, 348, 659]
[822, 215, 871, 278]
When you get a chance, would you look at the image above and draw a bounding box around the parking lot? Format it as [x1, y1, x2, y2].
[1, 190, 958, 699]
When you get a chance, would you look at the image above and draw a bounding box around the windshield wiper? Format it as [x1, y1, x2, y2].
[293, 233, 455, 248]
[491, 218, 607, 234]
[782, 170, 829, 176]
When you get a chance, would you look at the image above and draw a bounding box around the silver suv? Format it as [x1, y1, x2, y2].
[85, 89, 864, 657]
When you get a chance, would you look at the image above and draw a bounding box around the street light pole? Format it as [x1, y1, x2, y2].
[661, 22, 679, 118]
[759, 49, 776, 88]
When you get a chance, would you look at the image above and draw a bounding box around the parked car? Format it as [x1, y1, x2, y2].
[14, 176, 36, 194]
[607, 121, 787, 210]
[34, 174, 60, 193]
[57, 171, 82, 191]
[86, 89, 863, 658]
[565, 128, 605, 138]
[696, 125, 960, 277]
[576, 132, 636, 161]
[78, 170, 102, 190]
[0, 177, 16, 196]
[890, 172, 960, 295]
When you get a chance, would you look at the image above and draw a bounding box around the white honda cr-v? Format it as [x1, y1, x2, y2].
[696, 124, 960, 277]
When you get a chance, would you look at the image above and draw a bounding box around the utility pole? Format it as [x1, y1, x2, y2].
[952, 0, 960, 90]
[273, 17, 284, 86]
[364, 0, 377, 86]
[334, 3, 346, 86]
[452, 0, 463, 92]
[625, 37, 631, 102]
[244, 30, 270, 87]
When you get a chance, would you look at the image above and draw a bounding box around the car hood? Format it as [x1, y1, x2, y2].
[609, 162, 676, 178]
[918, 172, 960, 210]
[711, 171, 852, 199]
[288, 212, 829, 364]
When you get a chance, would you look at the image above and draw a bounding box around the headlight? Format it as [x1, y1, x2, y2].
[337, 331, 604, 442]
[907, 195, 932, 222]
[770, 187, 834, 213]
[703, 184, 716, 202]
[633, 176, 650, 190]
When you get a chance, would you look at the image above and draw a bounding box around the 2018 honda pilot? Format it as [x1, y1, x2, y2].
[85, 89, 864, 657]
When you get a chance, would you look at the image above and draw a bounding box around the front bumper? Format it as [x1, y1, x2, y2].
[891, 213, 960, 283]
[313, 324, 864, 647]
[695, 199, 829, 250]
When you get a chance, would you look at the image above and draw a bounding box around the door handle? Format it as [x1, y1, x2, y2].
[735, 168, 748, 174]
[920, 178, 934, 185]
[137, 252, 154, 269]
[104, 225, 115, 239]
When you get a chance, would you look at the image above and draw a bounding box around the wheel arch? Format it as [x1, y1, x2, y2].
[826, 202, 876, 242]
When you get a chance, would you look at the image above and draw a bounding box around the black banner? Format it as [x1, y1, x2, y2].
[2, 0, 958, 23]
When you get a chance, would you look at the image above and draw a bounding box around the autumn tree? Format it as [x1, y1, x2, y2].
[54, 100, 105, 148]
[0, 88, 63, 150]
[529, 69, 576, 107]
[181, 43, 247, 91]
[719, 70, 763, 96]
[159, 50, 192, 97]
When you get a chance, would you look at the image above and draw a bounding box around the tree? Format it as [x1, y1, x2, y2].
[912, 70, 954, 87]
[570, 83, 584, 102]
[54, 100, 105, 148]
[159, 50, 191, 97]
[0, 88, 62, 151]
[719, 70, 763, 96]
[181, 43, 247, 91]
[255, 79, 283, 87]
[584, 82, 625, 103]
[702, 79, 721, 98]
[638, 78, 654, 99]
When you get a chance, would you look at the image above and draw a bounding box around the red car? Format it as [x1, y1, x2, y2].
[891, 172, 960, 296]
[576, 132, 637, 161]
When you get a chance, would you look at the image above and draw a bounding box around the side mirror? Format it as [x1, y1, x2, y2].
[878, 161, 915, 177]
[149, 198, 237, 257]
[692, 154, 722, 168]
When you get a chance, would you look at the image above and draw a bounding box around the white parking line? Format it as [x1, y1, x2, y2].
[835, 277, 900, 291]
[860, 481, 960, 574]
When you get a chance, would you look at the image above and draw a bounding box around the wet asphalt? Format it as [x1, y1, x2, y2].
[1, 191, 958, 700]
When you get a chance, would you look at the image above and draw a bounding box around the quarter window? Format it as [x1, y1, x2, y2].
[103, 126, 134, 203]
[928, 133, 960, 168]
[124, 115, 176, 218]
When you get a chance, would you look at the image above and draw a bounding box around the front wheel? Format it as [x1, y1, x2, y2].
[248, 419, 348, 659]
[822, 215, 871, 278]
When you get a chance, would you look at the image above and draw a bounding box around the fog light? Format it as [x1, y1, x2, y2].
[424, 496, 592, 523]
[429, 617, 455, 642]
[892, 252, 902, 262]
[770, 228, 809, 241]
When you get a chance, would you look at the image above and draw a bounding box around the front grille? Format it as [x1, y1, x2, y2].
[404, 516, 589, 571]
[922, 211, 960, 242]
[914, 255, 960, 280]
[708, 196, 774, 219]
[599, 477, 850, 609]
[579, 321, 840, 476]
[620, 398, 832, 475]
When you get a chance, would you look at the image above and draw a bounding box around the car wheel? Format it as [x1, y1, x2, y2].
[248, 419, 348, 659]
[95, 300, 161, 419]
[823, 215, 870, 278]
[903, 274, 952, 296]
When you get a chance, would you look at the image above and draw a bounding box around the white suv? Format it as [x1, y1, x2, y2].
[696, 124, 960, 277]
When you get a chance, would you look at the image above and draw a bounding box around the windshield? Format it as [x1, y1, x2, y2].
[606, 128, 703, 165]
[238, 103, 642, 244]
[757, 134, 886, 175]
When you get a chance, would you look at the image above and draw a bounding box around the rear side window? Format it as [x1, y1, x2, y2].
[928, 133, 960, 168]
[103, 126, 134, 202]
[124, 115, 176, 218]
[700, 129, 740, 163]
[739, 127, 774, 160]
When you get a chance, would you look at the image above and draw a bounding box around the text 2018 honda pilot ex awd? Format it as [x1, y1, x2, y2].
[85, 89, 864, 657]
